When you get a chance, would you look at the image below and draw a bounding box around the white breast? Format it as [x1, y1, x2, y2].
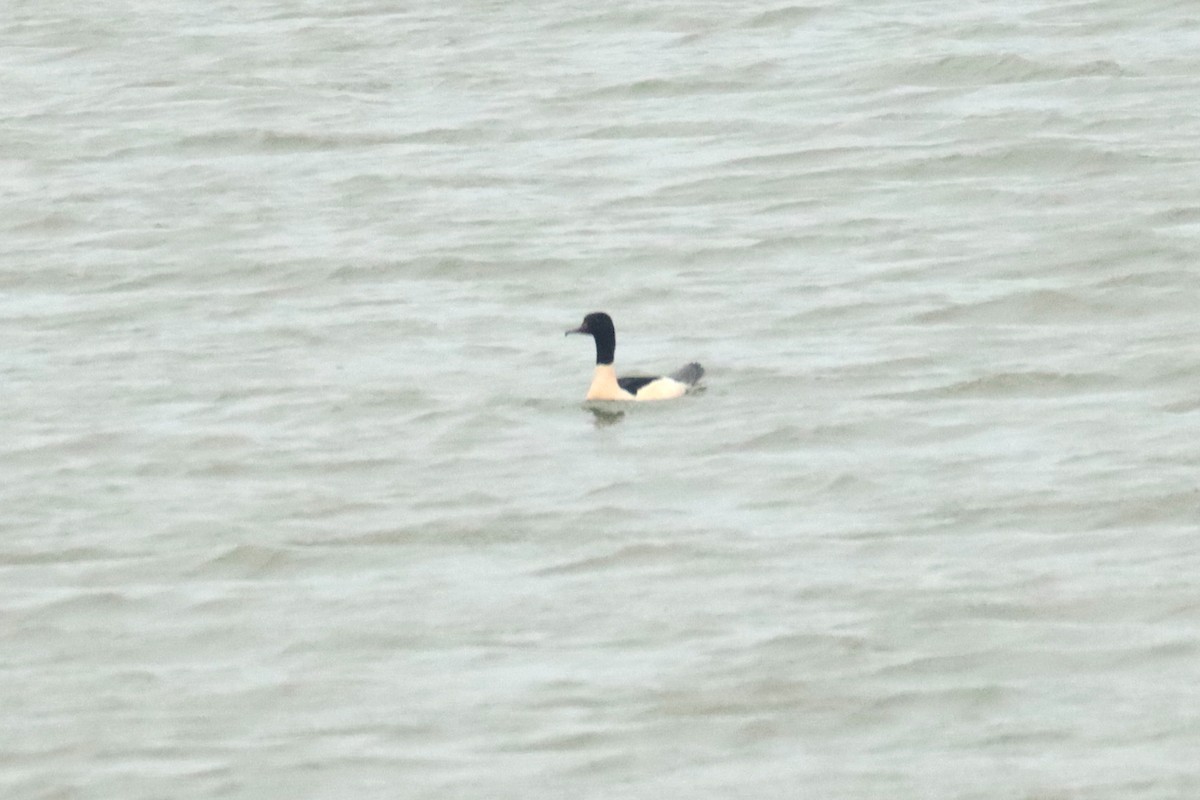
[585, 365, 635, 401]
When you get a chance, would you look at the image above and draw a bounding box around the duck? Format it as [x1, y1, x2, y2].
[565, 311, 704, 401]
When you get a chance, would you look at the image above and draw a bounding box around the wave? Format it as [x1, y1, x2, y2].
[534, 542, 715, 576]
[894, 370, 1117, 400]
[192, 544, 302, 578]
[915, 289, 1112, 325]
[886, 53, 1127, 88]
[741, 6, 821, 29]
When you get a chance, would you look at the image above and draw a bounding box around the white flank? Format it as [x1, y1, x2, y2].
[632, 377, 687, 401]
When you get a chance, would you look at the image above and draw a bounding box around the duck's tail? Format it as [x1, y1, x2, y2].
[671, 362, 705, 386]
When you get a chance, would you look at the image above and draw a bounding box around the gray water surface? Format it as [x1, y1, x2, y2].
[4, 2, 1200, 798]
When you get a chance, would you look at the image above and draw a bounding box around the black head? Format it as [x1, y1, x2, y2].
[567, 312, 614, 338]
[565, 311, 616, 365]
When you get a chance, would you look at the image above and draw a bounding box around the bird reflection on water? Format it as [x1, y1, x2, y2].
[586, 405, 626, 427]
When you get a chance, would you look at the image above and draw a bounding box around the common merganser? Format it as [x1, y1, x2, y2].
[565, 312, 704, 401]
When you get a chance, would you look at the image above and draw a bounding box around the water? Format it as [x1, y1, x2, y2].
[4, 2, 1200, 797]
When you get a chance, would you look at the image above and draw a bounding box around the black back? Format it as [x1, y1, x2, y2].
[617, 375, 657, 395]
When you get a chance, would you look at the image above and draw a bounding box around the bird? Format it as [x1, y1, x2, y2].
[565, 311, 704, 401]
